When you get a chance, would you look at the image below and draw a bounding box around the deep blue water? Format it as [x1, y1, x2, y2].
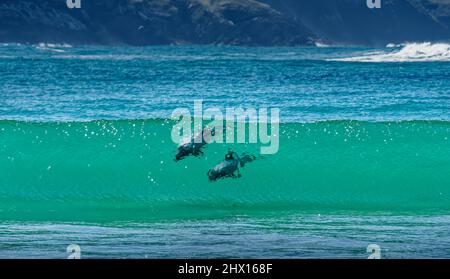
[1, 44, 449, 122]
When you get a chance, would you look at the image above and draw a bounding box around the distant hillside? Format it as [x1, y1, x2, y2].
[0, 0, 449, 46]
[0, 0, 314, 46]
[261, 0, 450, 45]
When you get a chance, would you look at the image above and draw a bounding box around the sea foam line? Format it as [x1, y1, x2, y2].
[330, 42, 450, 62]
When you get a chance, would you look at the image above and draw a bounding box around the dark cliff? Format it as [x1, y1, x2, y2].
[0, 0, 449, 46]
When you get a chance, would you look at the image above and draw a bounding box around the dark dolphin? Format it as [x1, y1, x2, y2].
[207, 151, 256, 182]
[175, 126, 215, 161]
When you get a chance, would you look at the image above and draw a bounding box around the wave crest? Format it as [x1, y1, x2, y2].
[333, 42, 450, 62]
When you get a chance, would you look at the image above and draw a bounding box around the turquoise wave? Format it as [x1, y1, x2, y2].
[0, 120, 449, 221]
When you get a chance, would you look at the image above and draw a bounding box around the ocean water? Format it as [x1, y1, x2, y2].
[0, 43, 449, 258]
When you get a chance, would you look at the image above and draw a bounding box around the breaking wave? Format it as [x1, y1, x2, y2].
[0, 119, 449, 221]
[333, 42, 450, 62]
[35, 43, 72, 53]
[314, 41, 331, 48]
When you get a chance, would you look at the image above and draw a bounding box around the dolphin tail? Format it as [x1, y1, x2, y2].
[239, 153, 257, 167]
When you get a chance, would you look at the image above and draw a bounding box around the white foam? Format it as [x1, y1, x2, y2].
[386, 43, 402, 48]
[0, 43, 22, 47]
[37, 43, 72, 48]
[36, 46, 66, 53]
[34, 43, 73, 53]
[315, 41, 330, 48]
[332, 42, 450, 62]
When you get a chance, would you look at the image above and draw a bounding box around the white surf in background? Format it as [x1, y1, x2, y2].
[314, 41, 331, 48]
[35, 43, 73, 53]
[332, 42, 450, 62]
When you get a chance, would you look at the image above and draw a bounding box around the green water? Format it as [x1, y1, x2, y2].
[0, 120, 448, 221]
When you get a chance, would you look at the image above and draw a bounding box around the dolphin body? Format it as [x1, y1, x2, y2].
[175, 126, 215, 161]
[207, 152, 256, 182]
